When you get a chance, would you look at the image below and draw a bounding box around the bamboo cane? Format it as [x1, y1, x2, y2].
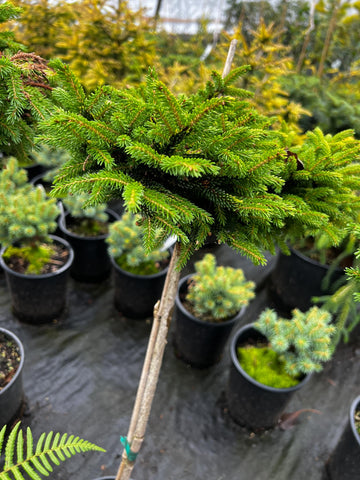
[116, 242, 181, 480]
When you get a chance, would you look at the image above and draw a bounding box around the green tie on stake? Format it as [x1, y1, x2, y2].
[115, 41, 239, 480]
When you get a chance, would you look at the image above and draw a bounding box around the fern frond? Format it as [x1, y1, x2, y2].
[0, 424, 105, 480]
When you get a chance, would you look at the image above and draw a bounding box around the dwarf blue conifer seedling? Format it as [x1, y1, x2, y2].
[185, 253, 255, 322]
[106, 212, 169, 275]
[0, 158, 60, 274]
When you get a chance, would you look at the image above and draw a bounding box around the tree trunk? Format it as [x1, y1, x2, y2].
[296, 0, 316, 74]
[317, 0, 341, 79]
[154, 0, 163, 20]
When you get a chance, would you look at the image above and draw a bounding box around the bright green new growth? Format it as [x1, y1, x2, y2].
[0, 422, 105, 480]
[254, 307, 336, 376]
[185, 253, 255, 322]
[106, 212, 169, 275]
[3, 244, 55, 275]
[237, 346, 300, 388]
[0, 158, 59, 248]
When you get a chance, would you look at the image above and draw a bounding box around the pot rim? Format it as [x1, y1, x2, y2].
[175, 274, 246, 327]
[350, 394, 360, 446]
[58, 208, 119, 241]
[289, 245, 344, 273]
[91, 477, 116, 480]
[91, 477, 134, 480]
[0, 234, 74, 279]
[0, 327, 25, 397]
[110, 249, 171, 279]
[230, 323, 312, 393]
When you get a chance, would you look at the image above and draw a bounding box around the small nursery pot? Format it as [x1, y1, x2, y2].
[110, 253, 170, 319]
[30, 172, 53, 193]
[0, 328, 25, 426]
[227, 323, 311, 430]
[268, 247, 344, 315]
[92, 477, 115, 480]
[24, 163, 47, 181]
[58, 209, 119, 283]
[325, 395, 360, 480]
[174, 274, 245, 368]
[0, 235, 74, 323]
[91, 477, 134, 480]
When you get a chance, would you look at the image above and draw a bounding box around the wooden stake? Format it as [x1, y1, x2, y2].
[222, 39, 238, 78]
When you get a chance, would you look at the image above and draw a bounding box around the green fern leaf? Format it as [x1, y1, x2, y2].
[0, 425, 6, 454]
[4, 422, 20, 469]
[21, 462, 42, 480]
[0, 424, 105, 480]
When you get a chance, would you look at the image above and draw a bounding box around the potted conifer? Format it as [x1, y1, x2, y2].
[268, 128, 360, 315]
[325, 394, 360, 480]
[324, 236, 360, 479]
[57, 192, 119, 282]
[35, 47, 360, 479]
[174, 253, 255, 368]
[227, 306, 336, 430]
[0, 158, 74, 323]
[0, 327, 25, 427]
[106, 212, 171, 318]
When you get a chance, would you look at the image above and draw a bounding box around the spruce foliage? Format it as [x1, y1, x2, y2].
[0, 1, 24, 53]
[281, 127, 360, 248]
[315, 222, 360, 344]
[0, 12, 54, 164]
[0, 422, 105, 480]
[37, 61, 360, 268]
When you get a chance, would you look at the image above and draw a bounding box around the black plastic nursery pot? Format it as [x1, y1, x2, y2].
[174, 274, 245, 369]
[110, 253, 170, 319]
[0, 235, 74, 324]
[0, 328, 25, 427]
[92, 477, 133, 479]
[268, 247, 344, 315]
[227, 323, 311, 430]
[58, 209, 119, 283]
[92, 477, 115, 480]
[24, 163, 47, 181]
[30, 172, 53, 191]
[325, 395, 360, 480]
